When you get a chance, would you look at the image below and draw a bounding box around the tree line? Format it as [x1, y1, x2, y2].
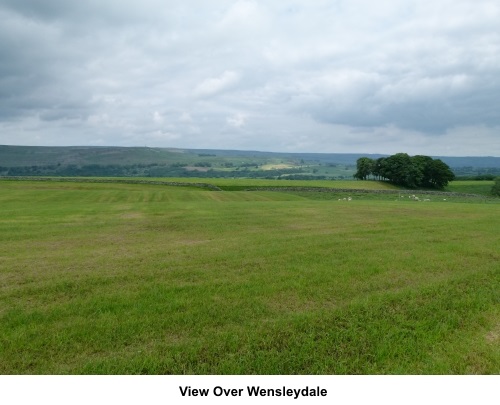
[492, 177, 500, 196]
[354, 153, 455, 189]
[0, 163, 312, 179]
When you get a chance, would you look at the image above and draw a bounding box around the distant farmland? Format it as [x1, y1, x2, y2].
[2, 145, 500, 180]
[0, 178, 499, 374]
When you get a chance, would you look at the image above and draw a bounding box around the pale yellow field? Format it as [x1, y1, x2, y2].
[260, 163, 296, 170]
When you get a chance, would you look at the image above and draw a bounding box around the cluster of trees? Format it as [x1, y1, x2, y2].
[354, 153, 455, 189]
[0, 163, 163, 177]
[492, 177, 500, 196]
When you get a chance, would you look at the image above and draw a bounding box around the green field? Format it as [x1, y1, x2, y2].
[445, 180, 495, 196]
[141, 177, 400, 190]
[0, 179, 499, 374]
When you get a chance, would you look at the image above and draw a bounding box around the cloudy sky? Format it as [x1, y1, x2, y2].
[1, 0, 499, 156]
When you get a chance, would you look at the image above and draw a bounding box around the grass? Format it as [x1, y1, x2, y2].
[445, 180, 495, 196]
[107, 177, 400, 190]
[0, 179, 499, 374]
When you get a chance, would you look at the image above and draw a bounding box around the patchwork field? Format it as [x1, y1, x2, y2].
[0, 179, 499, 374]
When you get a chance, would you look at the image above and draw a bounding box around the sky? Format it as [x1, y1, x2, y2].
[1, 0, 499, 156]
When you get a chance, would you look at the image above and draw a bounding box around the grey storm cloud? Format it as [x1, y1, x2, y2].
[0, 0, 499, 155]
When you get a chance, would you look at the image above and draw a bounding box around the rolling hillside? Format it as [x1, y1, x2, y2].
[1, 145, 499, 180]
[1, 145, 499, 168]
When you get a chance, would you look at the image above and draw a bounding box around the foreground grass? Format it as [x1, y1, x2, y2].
[0, 180, 499, 374]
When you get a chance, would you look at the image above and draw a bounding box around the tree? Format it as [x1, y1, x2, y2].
[425, 159, 455, 189]
[492, 177, 500, 196]
[354, 157, 374, 180]
[411, 155, 434, 187]
[383, 153, 421, 187]
[353, 153, 455, 189]
[372, 157, 387, 181]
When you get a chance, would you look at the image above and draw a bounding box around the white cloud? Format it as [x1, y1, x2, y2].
[153, 111, 163, 124]
[194, 70, 241, 98]
[216, 0, 270, 36]
[0, 0, 499, 156]
[150, 130, 180, 141]
[226, 112, 247, 128]
[179, 112, 192, 123]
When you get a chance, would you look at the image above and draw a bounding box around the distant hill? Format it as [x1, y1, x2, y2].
[1, 145, 499, 168]
[1, 145, 499, 180]
[0, 145, 189, 167]
[193, 149, 389, 165]
[432, 156, 500, 168]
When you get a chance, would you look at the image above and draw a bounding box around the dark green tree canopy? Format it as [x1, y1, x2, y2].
[354, 153, 455, 189]
[353, 157, 374, 180]
[492, 177, 500, 196]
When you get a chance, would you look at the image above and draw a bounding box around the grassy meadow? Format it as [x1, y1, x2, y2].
[445, 180, 495, 196]
[0, 179, 499, 374]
